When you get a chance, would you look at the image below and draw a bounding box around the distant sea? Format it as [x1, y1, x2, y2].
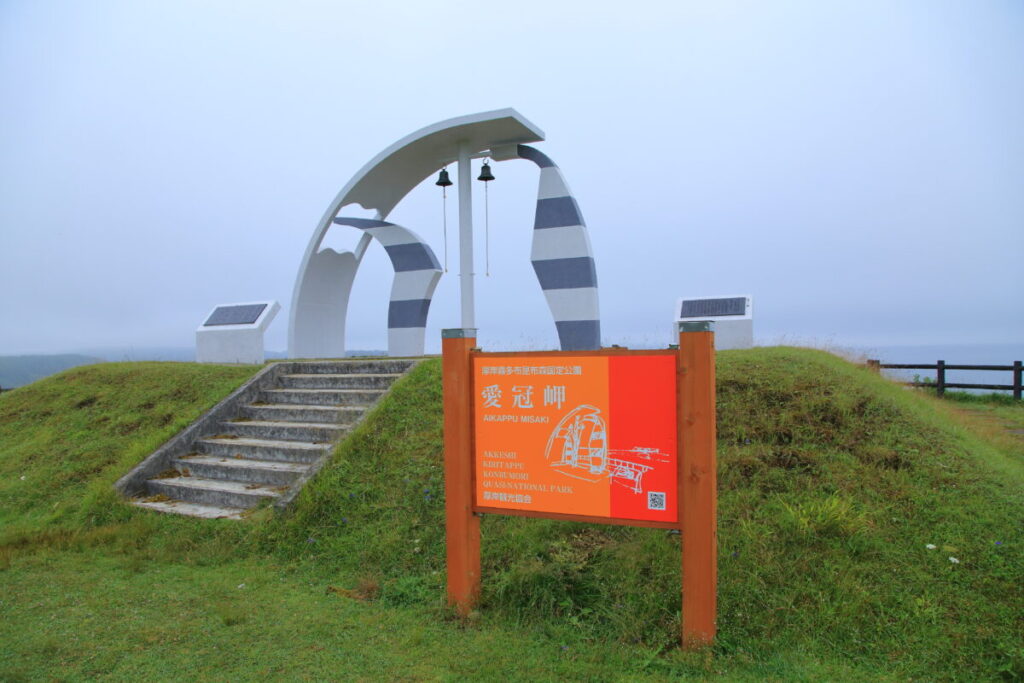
[0, 348, 387, 388]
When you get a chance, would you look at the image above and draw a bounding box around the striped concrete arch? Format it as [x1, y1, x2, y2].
[290, 217, 441, 359]
[331, 217, 442, 357]
[514, 144, 601, 351]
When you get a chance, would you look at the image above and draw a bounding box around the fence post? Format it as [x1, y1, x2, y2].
[1014, 361, 1022, 401]
[867, 359, 880, 373]
[678, 321, 718, 649]
[442, 328, 480, 616]
[936, 360, 946, 398]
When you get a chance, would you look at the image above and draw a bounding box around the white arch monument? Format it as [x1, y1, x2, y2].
[289, 108, 602, 358]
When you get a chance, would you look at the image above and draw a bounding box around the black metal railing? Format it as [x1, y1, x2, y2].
[866, 360, 1022, 399]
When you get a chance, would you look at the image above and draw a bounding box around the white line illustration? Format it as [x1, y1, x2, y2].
[544, 405, 669, 494]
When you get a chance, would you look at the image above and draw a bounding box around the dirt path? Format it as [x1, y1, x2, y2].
[945, 401, 1024, 458]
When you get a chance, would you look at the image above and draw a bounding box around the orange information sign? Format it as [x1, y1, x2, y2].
[472, 353, 678, 524]
[444, 328, 717, 648]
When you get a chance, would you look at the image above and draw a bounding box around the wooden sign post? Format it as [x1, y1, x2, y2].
[678, 320, 717, 647]
[442, 323, 717, 647]
[441, 328, 480, 615]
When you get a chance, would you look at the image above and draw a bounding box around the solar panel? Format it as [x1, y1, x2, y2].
[680, 297, 747, 318]
[203, 304, 268, 326]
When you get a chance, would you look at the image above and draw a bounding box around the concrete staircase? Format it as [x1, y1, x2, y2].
[117, 359, 417, 519]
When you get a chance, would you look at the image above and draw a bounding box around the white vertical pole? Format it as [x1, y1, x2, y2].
[457, 142, 475, 329]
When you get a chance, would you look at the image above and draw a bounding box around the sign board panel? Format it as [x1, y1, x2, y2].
[472, 353, 677, 524]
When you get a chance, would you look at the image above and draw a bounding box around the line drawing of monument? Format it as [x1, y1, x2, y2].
[289, 108, 602, 358]
[544, 405, 669, 494]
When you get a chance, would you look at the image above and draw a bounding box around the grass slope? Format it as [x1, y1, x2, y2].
[0, 362, 257, 536]
[0, 349, 1021, 680]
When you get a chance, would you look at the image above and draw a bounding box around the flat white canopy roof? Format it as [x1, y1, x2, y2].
[337, 108, 545, 217]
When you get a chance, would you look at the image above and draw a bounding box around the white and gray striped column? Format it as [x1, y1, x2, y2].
[332, 217, 442, 357]
[516, 145, 601, 351]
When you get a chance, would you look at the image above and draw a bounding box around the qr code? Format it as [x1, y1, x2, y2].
[647, 492, 666, 511]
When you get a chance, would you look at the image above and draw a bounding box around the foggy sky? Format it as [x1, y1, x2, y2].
[2, 1, 1022, 357]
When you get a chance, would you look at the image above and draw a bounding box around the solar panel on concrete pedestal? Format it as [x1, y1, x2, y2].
[680, 298, 747, 318]
[203, 304, 268, 327]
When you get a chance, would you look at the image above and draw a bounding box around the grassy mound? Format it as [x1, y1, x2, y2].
[1, 349, 1021, 679]
[0, 362, 256, 536]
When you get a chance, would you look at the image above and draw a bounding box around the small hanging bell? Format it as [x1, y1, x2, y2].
[435, 168, 453, 187]
[477, 161, 495, 182]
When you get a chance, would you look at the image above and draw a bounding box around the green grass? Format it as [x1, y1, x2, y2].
[0, 362, 257, 536]
[943, 390, 1021, 406]
[1, 349, 1022, 680]
[942, 390, 1024, 429]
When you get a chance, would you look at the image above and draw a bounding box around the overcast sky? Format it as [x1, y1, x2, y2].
[2, 0, 1021, 357]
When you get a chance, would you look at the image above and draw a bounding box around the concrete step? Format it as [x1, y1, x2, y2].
[145, 477, 282, 509]
[131, 499, 247, 520]
[196, 437, 330, 463]
[279, 373, 401, 390]
[219, 419, 345, 443]
[121, 358, 418, 520]
[260, 388, 384, 406]
[173, 454, 309, 486]
[238, 403, 364, 424]
[291, 360, 416, 375]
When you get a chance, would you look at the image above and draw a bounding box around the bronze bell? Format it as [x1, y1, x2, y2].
[477, 162, 495, 182]
[435, 168, 453, 187]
